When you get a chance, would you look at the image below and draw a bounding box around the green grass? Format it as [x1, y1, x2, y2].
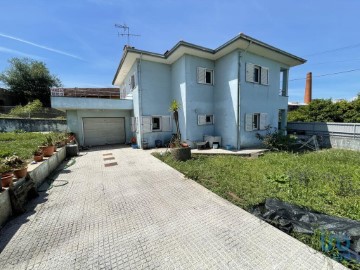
[0, 132, 48, 161]
[154, 149, 360, 268]
[154, 149, 360, 221]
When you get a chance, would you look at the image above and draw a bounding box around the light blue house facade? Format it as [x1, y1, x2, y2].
[112, 33, 306, 149]
[52, 34, 305, 148]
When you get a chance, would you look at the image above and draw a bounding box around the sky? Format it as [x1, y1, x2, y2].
[0, 0, 359, 102]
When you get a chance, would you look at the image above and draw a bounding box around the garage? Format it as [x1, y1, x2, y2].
[83, 117, 125, 146]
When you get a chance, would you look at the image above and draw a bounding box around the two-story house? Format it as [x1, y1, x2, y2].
[51, 33, 306, 149]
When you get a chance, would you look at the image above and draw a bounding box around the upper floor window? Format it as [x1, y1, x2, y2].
[246, 63, 269, 85]
[197, 67, 214, 85]
[279, 68, 288, 96]
[130, 74, 136, 90]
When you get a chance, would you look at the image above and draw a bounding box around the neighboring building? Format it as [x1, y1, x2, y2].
[51, 33, 306, 148]
[288, 102, 307, 112]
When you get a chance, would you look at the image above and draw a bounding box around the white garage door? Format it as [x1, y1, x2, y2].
[83, 117, 125, 146]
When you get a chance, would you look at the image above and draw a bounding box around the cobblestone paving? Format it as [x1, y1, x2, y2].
[0, 146, 346, 269]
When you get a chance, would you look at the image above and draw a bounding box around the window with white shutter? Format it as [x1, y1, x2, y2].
[197, 67, 213, 85]
[245, 113, 267, 131]
[142, 116, 152, 133]
[131, 117, 138, 132]
[197, 114, 214, 125]
[246, 63, 269, 85]
[161, 116, 172, 132]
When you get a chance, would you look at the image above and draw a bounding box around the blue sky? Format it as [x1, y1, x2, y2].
[0, 0, 359, 102]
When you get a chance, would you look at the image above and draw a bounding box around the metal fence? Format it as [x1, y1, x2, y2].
[287, 122, 360, 139]
[0, 106, 66, 119]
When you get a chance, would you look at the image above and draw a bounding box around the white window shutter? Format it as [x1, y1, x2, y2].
[245, 114, 253, 131]
[198, 115, 206, 125]
[261, 67, 269, 85]
[197, 67, 206, 84]
[260, 113, 268, 130]
[131, 117, 137, 132]
[161, 116, 172, 132]
[246, 63, 255, 83]
[142, 116, 152, 133]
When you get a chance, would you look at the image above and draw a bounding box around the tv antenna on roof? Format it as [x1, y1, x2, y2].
[115, 23, 140, 46]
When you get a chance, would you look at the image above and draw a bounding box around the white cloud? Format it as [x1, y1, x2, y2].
[0, 33, 84, 61]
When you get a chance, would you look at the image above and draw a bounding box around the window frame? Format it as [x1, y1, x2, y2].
[197, 67, 214, 85]
[252, 113, 260, 130]
[151, 116, 161, 131]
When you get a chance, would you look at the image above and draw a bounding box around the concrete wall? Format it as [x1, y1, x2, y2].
[288, 122, 360, 151]
[184, 55, 215, 142]
[0, 146, 66, 228]
[239, 51, 289, 148]
[66, 109, 132, 146]
[140, 60, 172, 147]
[171, 56, 187, 140]
[0, 118, 67, 132]
[214, 50, 239, 148]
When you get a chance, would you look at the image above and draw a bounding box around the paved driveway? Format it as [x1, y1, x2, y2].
[0, 146, 345, 269]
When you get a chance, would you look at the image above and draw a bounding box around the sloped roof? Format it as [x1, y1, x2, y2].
[113, 33, 306, 86]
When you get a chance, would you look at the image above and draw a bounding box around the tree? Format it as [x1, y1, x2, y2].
[288, 96, 360, 123]
[169, 99, 181, 144]
[0, 58, 62, 107]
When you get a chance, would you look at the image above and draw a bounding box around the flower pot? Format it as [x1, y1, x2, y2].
[1, 172, 14, 187]
[171, 147, 191, 161]
[34, 154, 44, 162]
[13, 167, 28, 179]
[40, 146, 55, 157]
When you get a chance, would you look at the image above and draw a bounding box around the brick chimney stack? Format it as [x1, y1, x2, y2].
[304, 72, 312, 104]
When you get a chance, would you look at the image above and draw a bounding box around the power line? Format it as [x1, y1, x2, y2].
[304, 43, 360, 57]
[289, 68, 360, 81]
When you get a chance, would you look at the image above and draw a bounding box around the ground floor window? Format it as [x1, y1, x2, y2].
[152, 117, 161, 131]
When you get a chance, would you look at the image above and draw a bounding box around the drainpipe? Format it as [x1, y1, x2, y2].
[138, 54, 143, 148]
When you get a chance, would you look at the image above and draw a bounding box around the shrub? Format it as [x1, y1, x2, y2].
[9, 99, 43, 117]
[256, 126, 296, 151]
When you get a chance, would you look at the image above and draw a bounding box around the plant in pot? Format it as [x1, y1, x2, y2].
[168, 100, 191, 161]
[67, 132, 76, 144]
[4, 155, 28, 179]
[33, 148, 44, 162]
[40, 135, 55, 157]
[0, 162, 13, 188]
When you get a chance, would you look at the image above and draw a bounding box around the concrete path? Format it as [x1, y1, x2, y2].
[0, 146, 345, 269]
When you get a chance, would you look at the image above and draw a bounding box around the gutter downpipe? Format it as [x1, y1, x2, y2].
[138, 54, 143, 148]
[237, 41, 252, 150]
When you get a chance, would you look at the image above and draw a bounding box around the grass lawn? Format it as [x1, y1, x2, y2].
[154, 149, 360, 268]
[154, 149, 360, 221]
[0, 132, 48, 161]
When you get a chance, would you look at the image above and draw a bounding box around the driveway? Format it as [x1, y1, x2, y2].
[0, 146, 345, 269]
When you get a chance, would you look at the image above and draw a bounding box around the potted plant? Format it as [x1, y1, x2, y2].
[168, 100, 191, 161]
[33, 148, 44, 162]
[0, 163, 14, 187]
[4, 155, 28, 179]
[67, 132, 76, 144]
[40, 135, 55, 157]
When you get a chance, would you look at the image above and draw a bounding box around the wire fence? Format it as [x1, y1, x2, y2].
[0, 106, 66, 119]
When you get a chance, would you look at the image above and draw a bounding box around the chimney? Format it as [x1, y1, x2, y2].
[304, 72, 312, 104]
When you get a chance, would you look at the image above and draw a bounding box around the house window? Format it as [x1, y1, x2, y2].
[253, 113, 260, 130]
[197, 67, 214, 85]
[130, 74, 136, 90]
[152, 117, 161, 131]
[279, 68, 288, 96]
[253, 66, 260, 83]
[198, 114, 214, 125]
[245, 113, 268, 131]
[246, 63, 269, 85]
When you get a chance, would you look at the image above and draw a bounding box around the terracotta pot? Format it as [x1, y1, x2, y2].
[34, 154, 44, 162]
[14, 167, 28, 179]
[1, 172, 14, 187]
[40, 146, 55, 157]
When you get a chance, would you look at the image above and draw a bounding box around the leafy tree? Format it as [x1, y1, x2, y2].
[288, 96, 360, 123]
[0, 58, 62, 107]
